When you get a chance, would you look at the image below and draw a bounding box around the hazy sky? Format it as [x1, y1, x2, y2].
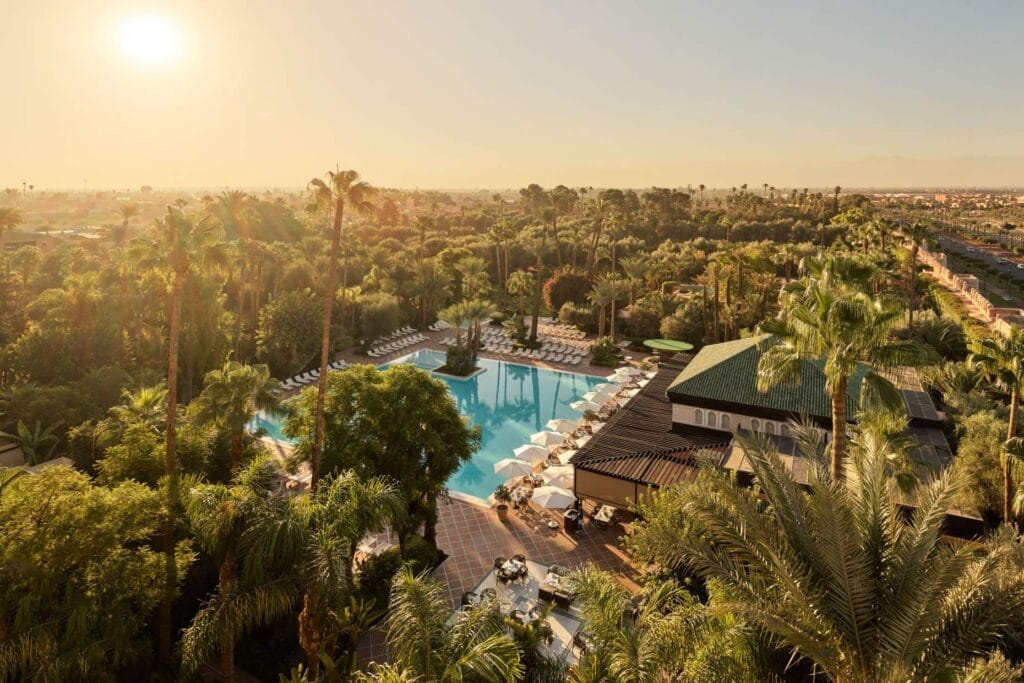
[3, 0, 1023, 190]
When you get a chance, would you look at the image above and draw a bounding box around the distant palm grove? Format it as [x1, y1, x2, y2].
[4, 175, 1024, 682]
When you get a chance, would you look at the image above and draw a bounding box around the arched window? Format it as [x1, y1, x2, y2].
[720, 414, 731, 430]
[750, 418, 761, 432]
[693, 408, 703, 425]
[707, 411, 717, 428]
[780, 423, 789, 437]
[765, 422, 776, 435]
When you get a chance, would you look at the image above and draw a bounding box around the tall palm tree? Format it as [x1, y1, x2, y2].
[901, 221, 931, 328]
[527, 227, 549, 346]
[307, 170, 375, 489]
[619, 255, 650, 308]
[155, 205, 226, 665]
[506, 270, 533, 320]
[656, 430, 1024, 682]
[384, 569, 523, 682]
[249, 471, 402, 679]
[190, 361, 282, 472]
[180, 456, 296, 682]
[758, 284, 924, 480]
[587, 277, 619, 338]
[971, 329, 1024, 522]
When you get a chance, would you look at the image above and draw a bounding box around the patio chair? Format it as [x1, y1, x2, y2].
[460, 591, 478, 607]
[493, 556, 508, 570]
[512, 553, 526, 563]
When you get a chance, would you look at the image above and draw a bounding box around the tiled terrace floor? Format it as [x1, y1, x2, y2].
[358, 497, 640, 663]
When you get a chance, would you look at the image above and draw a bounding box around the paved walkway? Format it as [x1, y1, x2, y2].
[357, 496, 640, 663]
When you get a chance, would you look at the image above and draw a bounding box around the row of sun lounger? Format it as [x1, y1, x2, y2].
[439, 336, 585, 365]
[428, 320, 451, 331]
[366, 333, 427, 358]
[279, 359, 350, 390]
[370, 326, 418, 346]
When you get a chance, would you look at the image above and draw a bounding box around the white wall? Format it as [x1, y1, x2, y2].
[672, 402, 804, 437]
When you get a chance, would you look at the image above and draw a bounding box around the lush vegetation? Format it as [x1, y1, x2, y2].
[5, 178, 1024, 680]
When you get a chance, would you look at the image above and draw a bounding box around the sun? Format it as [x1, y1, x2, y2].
[116, 15, 182, 66]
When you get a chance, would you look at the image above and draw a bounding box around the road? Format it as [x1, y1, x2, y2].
[932, 233, 1024, 308]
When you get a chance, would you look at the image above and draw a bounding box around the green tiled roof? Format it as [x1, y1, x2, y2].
[666, 335, 867, 422]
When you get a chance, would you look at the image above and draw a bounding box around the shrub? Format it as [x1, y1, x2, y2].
[559, 302, 597, 334]
[442, 344, 475, 376]
[543, 269, 591, 312]
[356, 547, 403, 612]
[357, 292, 402, 343]
[590, 336, 622, 367]
[403, 534, 442, 574]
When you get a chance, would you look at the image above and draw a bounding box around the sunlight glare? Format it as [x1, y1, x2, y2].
[116, 15, 182, 66]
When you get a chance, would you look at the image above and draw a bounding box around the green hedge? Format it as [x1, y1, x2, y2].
[929, 284, 993, 345]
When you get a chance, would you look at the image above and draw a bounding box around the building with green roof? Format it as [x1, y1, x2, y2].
[666, 335, 942, 441]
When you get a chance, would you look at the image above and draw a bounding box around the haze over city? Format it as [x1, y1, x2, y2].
[3, 0, 1023, 189]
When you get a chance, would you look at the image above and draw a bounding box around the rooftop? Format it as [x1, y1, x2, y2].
[666, 335, 868, 423]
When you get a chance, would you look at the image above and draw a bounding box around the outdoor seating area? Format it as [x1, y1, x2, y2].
[279, 359, 349, 390]
[366, 331, 428, 358]
[439, 324, 588, 365]
[536, 318, 587, 340]
[459, 557, 584, 666]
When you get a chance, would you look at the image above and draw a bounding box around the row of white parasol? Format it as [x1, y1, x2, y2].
[492, 366, 643, 508]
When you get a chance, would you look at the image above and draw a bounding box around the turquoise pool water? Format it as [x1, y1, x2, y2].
[252, 349, 604, 500]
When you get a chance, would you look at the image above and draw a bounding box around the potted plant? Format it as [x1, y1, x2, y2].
[493, 484, 513, 521]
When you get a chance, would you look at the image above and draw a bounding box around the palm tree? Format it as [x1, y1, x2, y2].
[833, 184, 842, 212]
[439, 301, 468, 349]
[307, 170, 375, 489]
[569, 566, 756, 682]
[758, 283, 925, 480]
[461, 298, 497, 366]
[902, 221, 931, 328]
[96, 384, 168, 446]
[180, 456, 296, 682]
[384, 569, 523, 681]
[412, 261, 452, 327]
[656, 430, 1024, 682]
[155, 205, 226, 665]
[587, 277, 619, 338]
[618, 255, 650, 309]
[971, 329, 1024, 522]
[190, 361, 282, 472]
[0, 420, 61, 465]
[456, 255, 489, 298]
[506, 270, 534, 320]
[249, 471, 402, 679]
[527, 227, 549, 346]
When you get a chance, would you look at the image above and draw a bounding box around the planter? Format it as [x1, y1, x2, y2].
[495, 503, 509, 521]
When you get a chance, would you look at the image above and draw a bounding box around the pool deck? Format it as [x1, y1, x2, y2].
[278, 325, 639, 399]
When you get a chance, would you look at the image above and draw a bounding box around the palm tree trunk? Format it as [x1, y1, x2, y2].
[1005, 390, 1018, 523]
[908, 244, 919, 328]
[230, 429, 243, 472]
[610, 299, 616, 338]
[159, 264, 184, 667]
[597, 306, 605, 338]
[219, 552, 236, 682]
[528, 235, 547, 346]
[298, 592, 322, 681]
[830, 379, 848, 481]
[312, 200, 344, 490]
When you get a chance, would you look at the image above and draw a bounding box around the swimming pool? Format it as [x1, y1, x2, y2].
[252, 349, 604, 501]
